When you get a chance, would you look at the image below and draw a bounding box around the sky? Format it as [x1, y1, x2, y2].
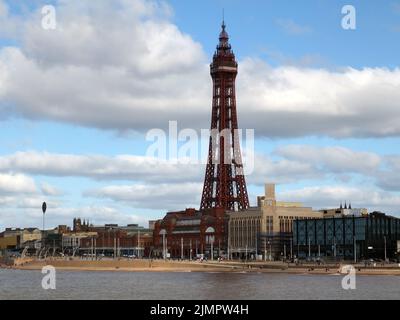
[0, 0, 400, 230]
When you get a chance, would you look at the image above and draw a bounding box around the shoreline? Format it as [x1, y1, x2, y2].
[2, 258, 400, 276]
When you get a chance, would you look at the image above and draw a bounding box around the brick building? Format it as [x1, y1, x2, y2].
[79, 228, 153, 257]
[153, 208, 227, 259]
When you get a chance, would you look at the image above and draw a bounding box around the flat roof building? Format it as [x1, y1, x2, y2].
[228, 184, 323, 260]
[293, 211, 400, 261]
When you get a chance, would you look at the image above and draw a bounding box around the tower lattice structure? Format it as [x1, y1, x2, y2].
[200, 21, 249, 212]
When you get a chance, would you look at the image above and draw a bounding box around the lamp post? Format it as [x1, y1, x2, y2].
[42, 202, 47, 248]
[290, 238, 293, 261]
[333, 237, 337, 258]
[190, 239, 192, 261]
[137, 229, 141, 259]
[384, 236, 387, 262]
[354, 236, 357, 264]
[284, 244, 286, 261]
[161, 230, 166, 260]
[269, 239, 272, 261]
[211, 237, 214, 261]
[181, 237, 184, 260]
[264, 239, 267, 262]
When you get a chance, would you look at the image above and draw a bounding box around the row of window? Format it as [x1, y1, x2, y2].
[229, 218, 261, 248]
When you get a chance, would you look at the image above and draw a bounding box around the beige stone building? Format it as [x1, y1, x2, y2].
[0, 235, 18, 250]
[320, 207, 368, 218]
[227, 184, 323, 260]
[2, 228, 42, 247]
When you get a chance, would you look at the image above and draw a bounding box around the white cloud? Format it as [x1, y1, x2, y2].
[0, 146, 399, 193]
[279, 185, 400, 215]
[249, 153, 323, 185]
[275, 145, 381, 174]
[0, 1, 399, 138]
[0, 151, 202, 183]
[0, 173, 37, 194]
[84, 183, 202, 211]
[238, 59, 400, 138]
[0, 0, 209, 131]
[0, 204, 147, 231]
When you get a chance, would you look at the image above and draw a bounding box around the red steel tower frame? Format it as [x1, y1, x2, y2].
[200, 21, 250, 211]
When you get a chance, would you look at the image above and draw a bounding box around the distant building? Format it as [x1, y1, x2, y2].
[55, 225, 71, 234]
[73, 218, 91, 232]
[1, 228, 42, 248]
[62, 232, 98, 250]
[227, 184, 323, 260]
[293, 211, 400, 261]
[148, 221, 157, 230]
[0, 232, 18, 250]
[79, 229, 153, 257]
[320, 204, 368, 218]
[70, 219, 154, 257]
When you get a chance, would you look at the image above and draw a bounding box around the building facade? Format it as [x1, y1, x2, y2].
[153, 208, 227, 259]
[228, 184, 323, 260]
[1, 228, 42, 249]
[0, 234, 18, 250]
[293, 211, 400, 261]
[319, 206, 368, 218]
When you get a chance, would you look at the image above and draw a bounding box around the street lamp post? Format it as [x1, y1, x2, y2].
[333, 237, 337, 259]
[269, 239, 272, 261]
[42, 202, 47, 248]
[137, 229, 141, 259]
[384, 236, 387, 262]
[181, 237, 184, 260]
[211, 237, 214, 261]
[354, 236, 357, 264]
[284, 244, 286, 261]
[161, 230, 166, 260]
[290, 238, 293, 260]
[264, 239, 267, 262]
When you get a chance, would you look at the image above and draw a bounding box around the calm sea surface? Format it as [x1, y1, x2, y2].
[0, 269, 399, 300]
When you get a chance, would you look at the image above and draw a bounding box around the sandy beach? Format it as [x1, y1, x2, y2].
[2, 258, 400, 276]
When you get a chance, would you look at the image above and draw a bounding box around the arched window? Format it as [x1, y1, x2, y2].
[205, 227, 215, 234]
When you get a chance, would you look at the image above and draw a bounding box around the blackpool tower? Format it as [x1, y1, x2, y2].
[200, 21, 249, 211]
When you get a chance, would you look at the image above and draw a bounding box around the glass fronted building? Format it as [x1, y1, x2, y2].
[293, 212, 400, 261]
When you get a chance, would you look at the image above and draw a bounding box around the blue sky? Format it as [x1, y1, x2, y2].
[0, 0, 400, 230]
